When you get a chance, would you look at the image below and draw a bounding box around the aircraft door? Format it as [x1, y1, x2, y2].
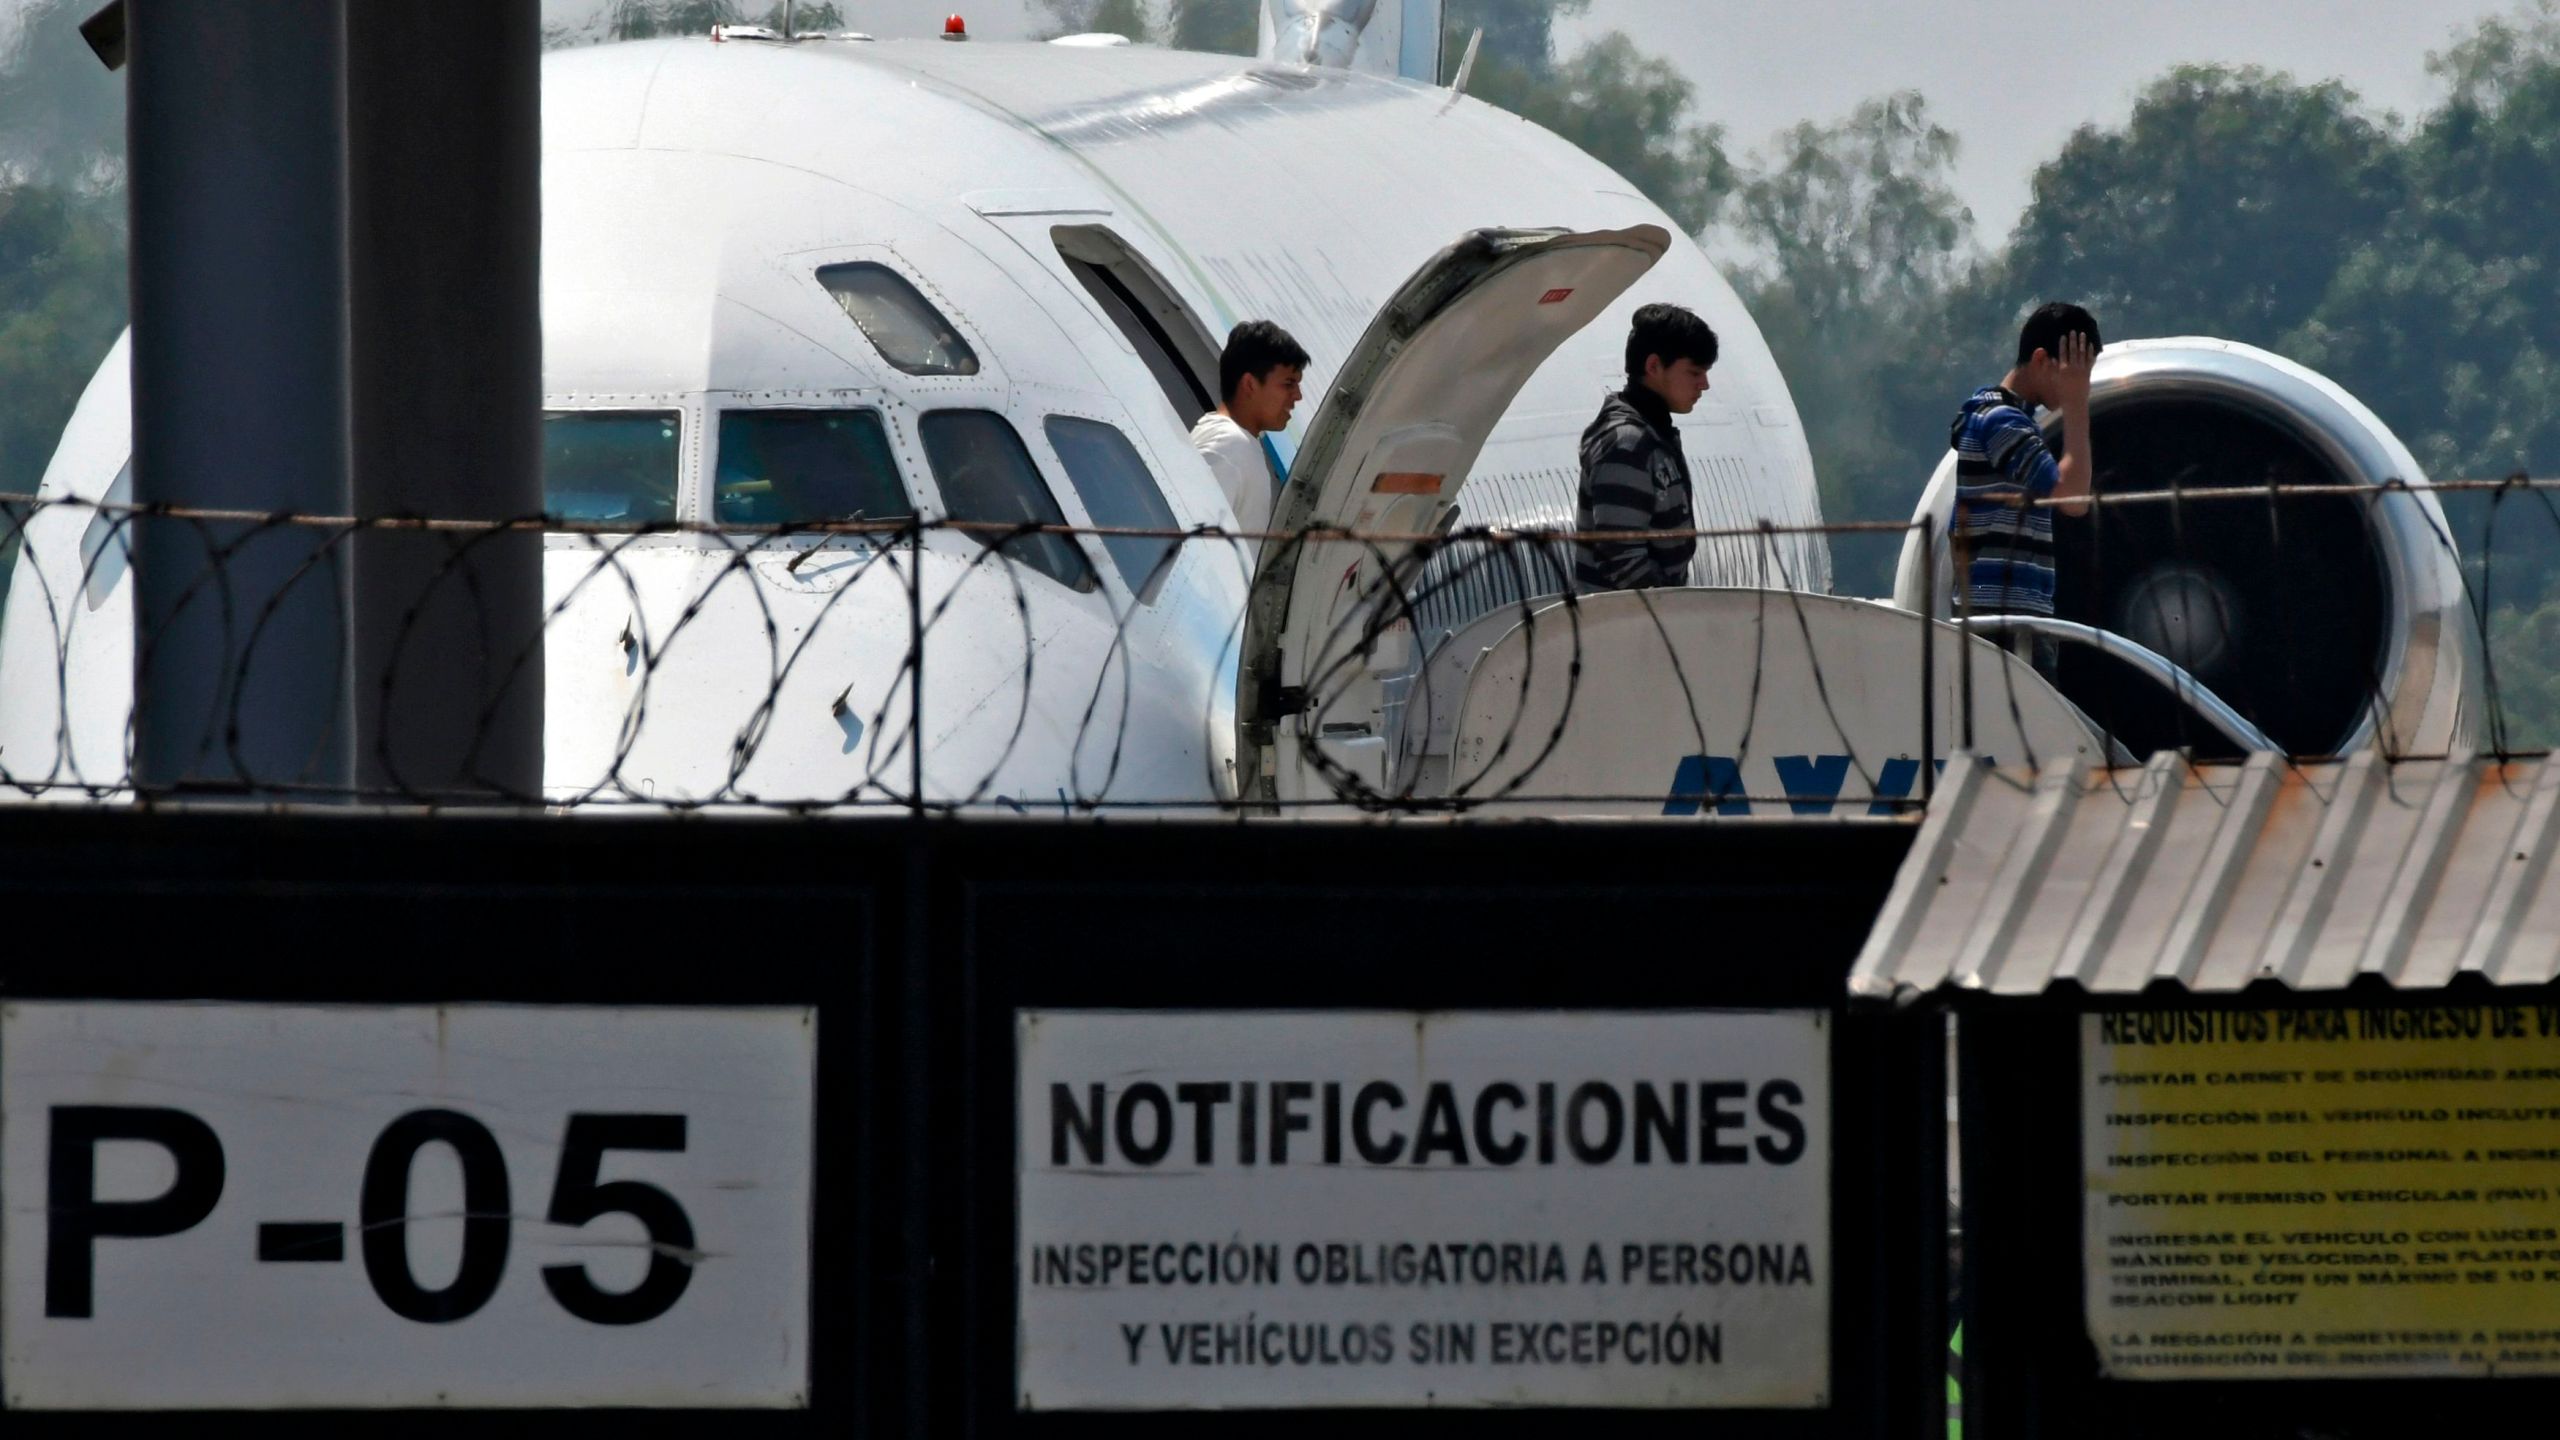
[1047, 225, 1223, 431]
[1234, 225, 1671, 809]
[965, 200, 1228, 466]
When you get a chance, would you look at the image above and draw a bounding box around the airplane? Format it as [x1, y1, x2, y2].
[0, 0, 2478, 816]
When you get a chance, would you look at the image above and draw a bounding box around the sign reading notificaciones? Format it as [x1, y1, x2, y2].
[1016, 1010, 1833, 1410]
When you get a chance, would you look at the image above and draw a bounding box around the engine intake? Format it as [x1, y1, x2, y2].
[1893, 338, 2475, 758]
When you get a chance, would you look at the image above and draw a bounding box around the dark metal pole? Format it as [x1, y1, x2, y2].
[1956, 526, 1976, 753]
[345, 0, 544, 802]
[1920, 515, 1936, 803]
[908, 521, 925, 814]
[127, 0, 352, 797]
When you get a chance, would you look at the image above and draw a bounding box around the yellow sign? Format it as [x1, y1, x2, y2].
[2083, 1004, 2560, 1380]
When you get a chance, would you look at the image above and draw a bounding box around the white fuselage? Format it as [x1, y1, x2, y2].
[0, 38, 1826, 808]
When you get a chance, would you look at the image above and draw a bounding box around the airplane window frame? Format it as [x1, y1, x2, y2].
[1041, 414, 1184, 605]
[541, 408, 684, 530]
[712, 407, 915, 531]
[916, 409, 1099, 596]
[815, 262, 982, 379]
[1051, 226, 1220, 427]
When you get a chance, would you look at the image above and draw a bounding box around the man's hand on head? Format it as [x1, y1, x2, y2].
[2053, 331, 2096, 410]
[2048, 330, 2098, 515]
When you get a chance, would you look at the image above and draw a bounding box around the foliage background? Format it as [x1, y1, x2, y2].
[8, 0, 2560, 737]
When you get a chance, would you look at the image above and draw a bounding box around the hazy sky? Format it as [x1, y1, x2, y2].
[1559, 0, 2527, 244]
[649, 0, 2529, 241]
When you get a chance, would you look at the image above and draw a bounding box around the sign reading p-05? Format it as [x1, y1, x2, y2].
[1, 1004, 817, 1411]
[46, 1107, 700, 1327]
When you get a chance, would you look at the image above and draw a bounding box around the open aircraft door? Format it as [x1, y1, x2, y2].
[1236, 225, 1671, 809]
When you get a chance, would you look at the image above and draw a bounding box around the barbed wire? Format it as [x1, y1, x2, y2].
[1, 476, 2555, 817]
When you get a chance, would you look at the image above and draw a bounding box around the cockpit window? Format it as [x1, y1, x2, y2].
[1043, 416, 1181, 601]
[816, 263, 980, 377]
[917, 410, 1097, 594]
[543, 410, 680, 526]
[715, 410, 911, 527]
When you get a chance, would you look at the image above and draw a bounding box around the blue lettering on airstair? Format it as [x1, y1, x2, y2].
[1663, 754, 1971, 817]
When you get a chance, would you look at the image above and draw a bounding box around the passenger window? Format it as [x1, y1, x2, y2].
[917, 410, 1097, 594]
[715, 410, 911, 527]
[543, 411, 680, 525]
[816, 263, 980, 377]
[1043, 416, 1181, 599]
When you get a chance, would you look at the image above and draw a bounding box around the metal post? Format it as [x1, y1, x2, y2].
[1956, 526, 1976, 753]
[908, 521, 926, 814]
[127, 0, 352, 797]
[1920, 515, 1936, 803]
[345, 0, 544, 801]
[1853, 1001, 1952, 1438]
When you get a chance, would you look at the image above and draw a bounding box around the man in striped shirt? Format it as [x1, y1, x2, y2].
[1949, 302, 2101, 677]
[1575, 304, 1716, 592]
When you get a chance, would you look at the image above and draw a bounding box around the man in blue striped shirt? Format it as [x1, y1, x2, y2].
[1948, 302, 2101, 677]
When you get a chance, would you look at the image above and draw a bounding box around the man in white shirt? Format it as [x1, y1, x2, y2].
[1189, 319, 1308, 543]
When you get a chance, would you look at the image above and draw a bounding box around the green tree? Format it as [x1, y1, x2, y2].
[1031, 0, 1160, 42]
[1736, 93, 1971, 332]
[0, 0, 124, 188]
[2002, 65, 2404, 348]
[1428, 0, 1745, 247]
[2431, 0, 2560, 110]
[0, 185, 126, 497]
[1167, 0, 1255, 54]
[1721, 93, 1979, 592]
[2487, 591, 2560, 748]
[2279, 7, 2560, 739]
[594, 0, 742, 39]
[1469, 33, 1734, 235]
[0, 0, 129, 567]
[779, 2, 848, 32]
[2285, 8, 2560, 486]
[1442, 0, 1590, 82]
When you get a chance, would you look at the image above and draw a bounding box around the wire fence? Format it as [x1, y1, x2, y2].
[1, 475, 2556, 816]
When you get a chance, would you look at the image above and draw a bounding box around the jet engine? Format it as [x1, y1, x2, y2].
[1893, 338, 2476, 759]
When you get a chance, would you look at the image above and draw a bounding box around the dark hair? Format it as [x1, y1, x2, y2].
[1219, 320, 1309, 404]
[1624, 303, 1718, 377]
[2017, 302, 2102, 366]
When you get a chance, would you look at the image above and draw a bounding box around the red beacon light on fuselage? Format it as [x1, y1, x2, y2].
[942, 14, 968, 40]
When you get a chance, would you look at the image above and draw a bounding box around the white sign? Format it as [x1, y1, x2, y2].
[1016, 1010, 1830, 1409]
[1, 1002, 816, 1409]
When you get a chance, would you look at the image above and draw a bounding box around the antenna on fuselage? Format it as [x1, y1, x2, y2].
[781, 0, 793, 39]
[1447, 27, 1481, 94]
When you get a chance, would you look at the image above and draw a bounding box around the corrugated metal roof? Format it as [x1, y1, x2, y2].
[1848, 749, 2560, 998]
